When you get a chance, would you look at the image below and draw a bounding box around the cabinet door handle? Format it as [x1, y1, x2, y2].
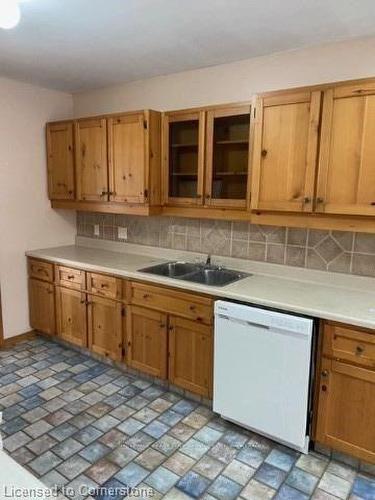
[68, 275, 75, 280]
[143, 294, 150, 299]
[261, 149, 268, 157]
[168, 325, 174, 331]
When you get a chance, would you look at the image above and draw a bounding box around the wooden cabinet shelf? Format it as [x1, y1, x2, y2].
[215, 139, 249, 145]
[171, 143, 198, 148]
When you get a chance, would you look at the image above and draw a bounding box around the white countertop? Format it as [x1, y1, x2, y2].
[26, 236, 375, 330]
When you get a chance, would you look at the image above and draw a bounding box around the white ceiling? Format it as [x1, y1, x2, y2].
[1, 0, 375, 93]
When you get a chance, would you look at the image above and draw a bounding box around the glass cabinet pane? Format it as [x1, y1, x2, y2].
[211, 113, 250, 200]
[169, 119, 199, 199]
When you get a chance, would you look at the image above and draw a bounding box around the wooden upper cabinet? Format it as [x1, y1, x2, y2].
[205, 105, 252, 208]
[251, 90, 321, 213]
[75, 118, 108, 201]
[46, 122, 75, 200]
[316, 83, 375, 216]
[162, 111, 205, 206]
[108, 113, 146, 204]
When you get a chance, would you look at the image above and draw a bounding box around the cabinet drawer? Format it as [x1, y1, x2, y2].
[28, 259, 53, 282]
[130, 282, 213, 324]
[323, 322, 375, 369]
[87, 272, 122, 299]
[56, 265, 86, 290]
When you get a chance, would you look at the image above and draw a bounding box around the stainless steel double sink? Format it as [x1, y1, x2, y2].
[138, 261, 250, 287]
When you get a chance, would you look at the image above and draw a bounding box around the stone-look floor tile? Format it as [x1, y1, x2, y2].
[92, 415, 119, 433]
[107, 445, 138, 468]
[79, 442, 111, 463]
[265, 448, 297, 472]
[220, 429, 248, 449]
[241, 479, 276, 500]
[326, 461, 357, 482]
[56, 454, 91, 481]
[168, 422, 195, 442]
[125, 431, 155, 453]
[86, 402, 112, 418]
[237, 444, 267, 468]
[3, 430, 31, 452]
[296, 453, 328, 477]
[223, 459, 255, 485]
[352, 476, 375, 500]
[29, 451, 62, 475]
[11, 446, 35, 466]
[135, 448, 166, 471]
[133, 407, 159, 423]
[149, 398, 173, 413]
[143, 420, 169, 439]
[65, 474, 98, 500]
[286, 467, 319, 495]
[24, 419, 53, 439]
[209, 442, 237, 464]
[26, 434, 58, 455]
[99, 429, 126, 449]
[275, 484, 309, 499]
[163, 487, 192, 499]
[110, 404, 135, 421]
[182, 412, 208, 430]
[319, 471, 352, 499]
[45, 409, 72, 426]
[86, 458, 119, 484]
[117, 417, 145, 436]
[193, 455, 224, 480]
[53, 438, 85, 460]
[164, 451, 195, 476]
[115, 462, 149, 488]
[74, 426, 103, 445]
[177, 471, 210, 498]
[146, 466, 179, 494]
[208, 475, 242, 500]
[180, 438, 209, 460]
[49, 423, 79, 442]
[312, 489, 342, 499]
[152, 435, 181, 456]
[194, 426, 222, 446]
[41, 470, 68, 489]
[254, 462, 287, 489]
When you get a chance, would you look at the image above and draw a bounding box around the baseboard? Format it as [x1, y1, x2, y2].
[1, 330, 36, 348]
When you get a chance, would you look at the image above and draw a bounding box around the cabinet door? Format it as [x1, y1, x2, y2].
[108, 114, 146, 204]
[205, 105, 252, 208]
[55, 286, 87, 347]
[75, 118, 108, 201]
[169, 316, 212, 397]
[162, 111, 205, 206]
[28, 279, 55, 335]
[251, 91, 321, 212]
[87, 295, 122, 361]
[126, 305, 167, 379]
[316, 83, 375, 216]
[46, 122, 75, 200]
[316, 357, 375, 463]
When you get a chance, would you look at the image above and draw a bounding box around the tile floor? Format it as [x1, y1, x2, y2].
[0, 337, 374, 500]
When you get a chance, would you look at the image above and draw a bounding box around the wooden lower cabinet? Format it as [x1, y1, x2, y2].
[55, 286, 87, 347]
[87, 295, 123, 361]
[315, 357, 375, 463]
[28, 278, 55, 335]
[168, 316, 213, 398]
[126, 305, 167, 379]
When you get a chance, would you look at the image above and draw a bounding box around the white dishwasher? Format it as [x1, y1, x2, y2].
[214, 300, 315, 453]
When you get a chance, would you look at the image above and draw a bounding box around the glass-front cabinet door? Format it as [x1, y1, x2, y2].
[205, 105, 252, 208]
[163, 111, 205, 206]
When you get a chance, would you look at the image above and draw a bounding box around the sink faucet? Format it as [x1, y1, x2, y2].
[205, 254, 212, 266]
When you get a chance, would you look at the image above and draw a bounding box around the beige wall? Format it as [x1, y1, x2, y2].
[0, 77, 75, 339]
[73, 36, 375, 116]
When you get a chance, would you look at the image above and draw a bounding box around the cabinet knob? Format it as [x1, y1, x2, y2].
[321, 370, 329, 377]
[68, 275, 74, 280]
[356, 345, 365, 355]
[143, 294, 150, 299]
[316, 197, 324, 204]
[371, 202, 375, 206]
[261, 149, 268, 157]
[189, 305, 196, 311]
[303, 197, 311, 204]
[321, 385, 327, 392]
[168, 325, 174, 331]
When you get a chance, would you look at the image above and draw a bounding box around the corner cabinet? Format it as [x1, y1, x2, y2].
[251, 90, 321, 213]
[47, 110, 161, 214]
[162, 103, 253, 211]
[315, 322, 375, 463]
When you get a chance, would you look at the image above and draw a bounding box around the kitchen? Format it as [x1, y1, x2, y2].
[0, 1, 375, 499]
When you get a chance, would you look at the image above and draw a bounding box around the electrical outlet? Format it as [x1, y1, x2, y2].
[94, 224, 100, 236]
[118, 227, 128, 240]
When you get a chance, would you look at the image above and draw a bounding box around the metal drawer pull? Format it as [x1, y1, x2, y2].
[68, 275, 75, 280]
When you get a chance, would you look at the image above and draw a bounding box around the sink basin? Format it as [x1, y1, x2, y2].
[138, 261, 249, 287]
[184, 268, 249, 286]
[139, 261, 198, 278]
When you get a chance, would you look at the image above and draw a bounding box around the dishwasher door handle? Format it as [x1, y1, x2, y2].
[217, 314, 270, 330]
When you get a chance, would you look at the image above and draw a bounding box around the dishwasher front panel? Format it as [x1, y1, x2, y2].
[213, 301, 313, 453]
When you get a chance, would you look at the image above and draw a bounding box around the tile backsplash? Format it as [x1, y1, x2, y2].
[77, 213, 375, 278]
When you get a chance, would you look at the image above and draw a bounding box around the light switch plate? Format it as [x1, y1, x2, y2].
[94, 224, 100, 236]
[118, 227, 128, 240]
